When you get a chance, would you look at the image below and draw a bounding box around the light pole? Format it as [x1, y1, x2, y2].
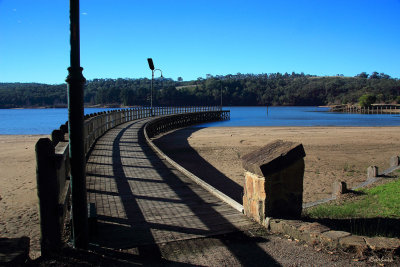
[220, 82, 222, 108]
[66, 0, 88, 249]
[147, 58, 163, 116]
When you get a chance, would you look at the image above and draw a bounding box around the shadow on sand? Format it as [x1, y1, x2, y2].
[304, 217, 400, 238]
[153, 126, 244, 204]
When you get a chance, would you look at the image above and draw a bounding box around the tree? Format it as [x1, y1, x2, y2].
[359, 94, 376, 108]
[379, 73, 391, 79]
[356, 72, 369, 79]
[369, 72, 380, 79]
[177, 77, 183, 82]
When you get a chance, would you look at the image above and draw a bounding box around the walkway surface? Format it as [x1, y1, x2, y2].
[86, 118, 255, 250]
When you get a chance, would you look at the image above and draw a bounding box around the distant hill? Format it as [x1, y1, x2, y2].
[1, 72, 399, 108]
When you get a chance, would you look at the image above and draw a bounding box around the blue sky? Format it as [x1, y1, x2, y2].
[1, 0, 399, 84]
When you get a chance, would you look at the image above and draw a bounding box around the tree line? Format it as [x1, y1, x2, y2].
[1, 72, 399, 108]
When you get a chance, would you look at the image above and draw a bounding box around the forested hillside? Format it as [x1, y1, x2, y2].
[1, 72, 399, 108]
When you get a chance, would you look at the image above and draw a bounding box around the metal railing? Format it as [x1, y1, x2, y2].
[35, 105, 223, 254]
[330, 104, 400, 114]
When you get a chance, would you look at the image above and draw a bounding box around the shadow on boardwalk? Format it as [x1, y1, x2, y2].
[153, 126, 243, 203]
[86, 120, 279, 265]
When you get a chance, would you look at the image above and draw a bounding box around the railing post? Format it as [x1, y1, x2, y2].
[36, 138, 62, 255]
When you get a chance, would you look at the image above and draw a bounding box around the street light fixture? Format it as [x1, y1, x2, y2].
[147, 58, 163, 116]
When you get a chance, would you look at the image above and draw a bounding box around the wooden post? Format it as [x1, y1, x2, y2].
[367, 166, 379, 178]
[36, 138, 61, 255]
[51, 130, 64, 146]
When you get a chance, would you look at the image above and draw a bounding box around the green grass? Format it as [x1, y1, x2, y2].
[304, 178, 400, 219]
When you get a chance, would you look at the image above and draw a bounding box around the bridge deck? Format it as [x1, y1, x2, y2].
[86, 118, 254, 249]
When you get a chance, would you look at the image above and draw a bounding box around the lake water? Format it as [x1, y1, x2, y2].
[200, 106, 400, 127]
[0, 108, 113, 135]
[0, 106, 399, 134]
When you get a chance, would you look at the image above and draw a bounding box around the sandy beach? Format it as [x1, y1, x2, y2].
[0, 135, 48, 259]
[154, 126, 400, 204]
[1, 127, 399, 259]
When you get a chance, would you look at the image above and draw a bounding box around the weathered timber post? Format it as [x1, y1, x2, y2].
[36, 138, 61, 255]
[332, 181, 348, 198]
[390, 156, 400, 167]
[51, 129, 65, 146]
[66, 0, 88, 249]
[242, 140, 306, 223]
[367, 166, 379, 179]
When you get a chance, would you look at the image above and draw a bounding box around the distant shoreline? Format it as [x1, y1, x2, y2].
[8, 104, 130, 109]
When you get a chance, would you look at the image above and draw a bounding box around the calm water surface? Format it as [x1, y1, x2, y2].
[200, 106, 400, 127]
[0, 106, 399, 134]
[0, 108, 113, 135]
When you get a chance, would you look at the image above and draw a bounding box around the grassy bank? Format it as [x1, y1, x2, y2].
[304, 175, 400, 219]
[303, 171, 400, 237]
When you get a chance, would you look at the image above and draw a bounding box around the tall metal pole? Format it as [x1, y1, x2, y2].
[151, 70, 154, 116]
[66, 0, 88, 249]
[220, 83, 223, 108]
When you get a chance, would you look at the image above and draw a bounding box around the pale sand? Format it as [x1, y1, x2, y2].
[154, 126, 400, 204]
[1, 128, 399, 259]
[0, 135, 48, 259]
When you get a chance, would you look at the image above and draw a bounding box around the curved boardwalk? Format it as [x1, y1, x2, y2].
[86, 118, 255, 250]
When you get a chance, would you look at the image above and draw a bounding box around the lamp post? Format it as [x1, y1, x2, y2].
[147, 58, 163, 116]
[220, 82, 222, 108]
[66, 0, 88, 249]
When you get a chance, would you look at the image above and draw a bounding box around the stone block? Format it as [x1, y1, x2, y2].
[320, 231, 351, 248]
[298, 222, 330, 245]
[244, 172, 254, 196]
[269, 219, 283, 233]
[339, 235, 368, 254]
[249, 199, 259, 221]
[254, 177, 266, 200]
[364, 236, 400, 252]
[280, 220, 306, 240]
[242, 196, 249, 214]
[242, 140, 306, 177]
[242, 140, 306, 220]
